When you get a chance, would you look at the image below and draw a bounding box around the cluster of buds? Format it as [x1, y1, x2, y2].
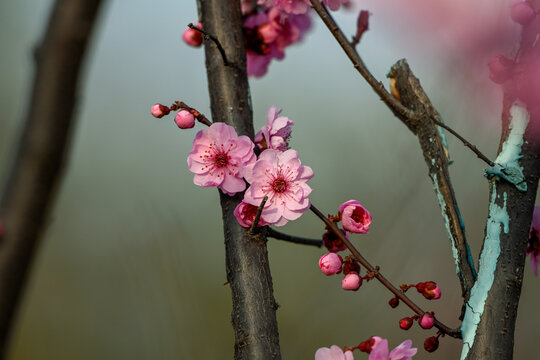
[399, 281, 442, 300]
[399, 312, 435, 331]
[318, 254, 366, 291]
[151, 102, 198, 129]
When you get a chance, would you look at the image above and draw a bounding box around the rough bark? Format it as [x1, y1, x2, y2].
[195, 1, 282, 359]
[0, 0, 104, 358]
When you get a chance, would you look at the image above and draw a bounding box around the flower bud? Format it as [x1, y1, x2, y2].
[388, 297, 399, 308]
[342, 257, 360, 275]
[339, 200, 372, 234]
[416, 281, 441, 300]
[322, 228, 348, 253]
[342, 272, 362, 291]
[424, 336, 439, 352]
[151, 104, 170, 118]
[182, 22, 203, 47]
[175, 110, 196, 129]
[418, 313, 435, 329]
[358, 336, 382, 354]
[399, 317, 414, 330]
[318, 253, 343, 276]
[510, 2, 536, 25]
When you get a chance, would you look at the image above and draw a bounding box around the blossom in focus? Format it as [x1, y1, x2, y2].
[174, 110, 196, 129]
[182, 22, 203, 47]
[319, 253, 343, 276]
[339, 200, 372, 234]
[151, 103, 170, 118]
[315, 345, 354, 360]
[243, 149, 313, 226]
[369, 338, 417, 360]
[255, 105, 294, 151]
[234, 201, 269, 228]
[418, 313, 435, 329]
[527, 205, 540, 276]
[188, 122, 256, 196]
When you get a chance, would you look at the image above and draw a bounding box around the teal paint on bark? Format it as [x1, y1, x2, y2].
[485, 102, 529, 191]
[460, 187, 509, 359]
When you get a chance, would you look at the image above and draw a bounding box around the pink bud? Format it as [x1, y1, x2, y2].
[183, 22, 203, 47]
[488, 55, 516, 84]
[151, 103, 170, 118]
[416, 281, 442, 300]
[418, 313, 435, 329]
[342, 272, 362, 291]
[510, 2, 536, 25]
[174, 110, 195, 129]
[318, 253, 343, 276]
[424, 336, 439, 352]
[339, 200, 372, 234]
[399, 317, 414, 330]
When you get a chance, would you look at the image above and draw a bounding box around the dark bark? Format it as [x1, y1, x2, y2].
[195, 1, 281, 359]
[0, 0, 104, 357]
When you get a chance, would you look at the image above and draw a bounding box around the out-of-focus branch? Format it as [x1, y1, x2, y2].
[196, 0, 281, 359]
[266, 227, 322, 247]
[0, 0, 105, 357]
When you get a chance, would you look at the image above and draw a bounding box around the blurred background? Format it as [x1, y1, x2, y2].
[1, 0, 538, 359]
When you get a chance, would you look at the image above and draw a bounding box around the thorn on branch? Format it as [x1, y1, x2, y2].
[188, 23, 230, 66]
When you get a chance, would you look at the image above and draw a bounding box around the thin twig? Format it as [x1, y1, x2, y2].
[308, 0, 417, 121]
[171, 101, 213, 126]
[430, 116, 494, 167]
[188, 23, 229, 66]
[266, 228, 322, 247]
[249, 196, 268, 233]
[309, 204, 462, 339]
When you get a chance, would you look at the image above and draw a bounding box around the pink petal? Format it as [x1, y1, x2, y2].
[219, 173, 246, 195]
[193, 173, 223, 187]
[369, 339, 389, 360]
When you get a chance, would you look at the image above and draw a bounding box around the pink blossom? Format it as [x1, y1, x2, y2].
[323, 0, 348, 12]
[259, 0, 311, 15]
[339, 200, 372, 234]
[234, 201, 269, 228]
[174, 110, 195, 129]
[182, 22, 203, 47]
[527, 205, 540, 276]
[315, 345, 354, 360]
[188, 122, 256, 196]
[255, 105, 294, 151]
[342, 272, 362, 290]
[369, 338, 417, 360]
[418, 313, 435, 329]
[151, 104, 170, 118]
[243, 149, 313, 226]
[510, 1, 536, 25]
[319, 253, 343, 276]
[488, 55, 516, 84]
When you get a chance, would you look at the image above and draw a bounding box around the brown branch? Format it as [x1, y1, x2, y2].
[249, 196, 268, 233]
[310, 204, 462, 339]
[308, 0, 417, 121]
[171, 101, 213, 126]
[196, 0, 281, 359]
[0, 0, 105, 357]
[188, 23, 230, 66]
[266, 228, 322, 247]
[429, 116, 494, 167]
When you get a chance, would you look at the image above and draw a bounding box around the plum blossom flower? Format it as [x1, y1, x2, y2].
[315, 345, 354, 360]
[234, 201, 269, 228]
[174, 110, 195, 129]
[342, 272, 362, 290]
[319, 253, 343, 276]
[259, 0, 311, 15]
[527, 205, 540, 276]
[339, 200, 372, 234]
[188, 122, 256, 196]
[243, 149, 313, 226]
[369, 338, 417, 360]
[255, 105, 294, 151]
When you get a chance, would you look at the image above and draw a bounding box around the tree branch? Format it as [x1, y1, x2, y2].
[0, 0, 105, 357]
[196, 0, 281, 359]
[266, 228, 322, 247]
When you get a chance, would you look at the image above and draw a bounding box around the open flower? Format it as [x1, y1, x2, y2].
[315, 345, 354, 360]
[369, 338, 417, 360]
[339, 200, 372, 234]
[243, 149, 313, 226]
[254, 105, 294, 151]
[188, 122, 256, 196]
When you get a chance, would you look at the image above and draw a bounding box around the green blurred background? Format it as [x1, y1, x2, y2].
[1, 0, 538, 359]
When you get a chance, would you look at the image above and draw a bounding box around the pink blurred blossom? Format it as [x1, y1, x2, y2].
[243, 149, 313, 226]
[527, 205, 540, 276]
[315, 345, 354, 360]
[234, 201, 269, 227]
[339, 200, 372, 234]
[255, 105, 294, 151]
[342, 272, 362, 290]
[369, 338, 417, 360]
[510, 1, 536, 25]
[259, 0, 311, 15]
[174, 110, 195, 129]
[319, 253, 343, 275]
[182, 22, 203, 47]
[188, 122, 256, 196]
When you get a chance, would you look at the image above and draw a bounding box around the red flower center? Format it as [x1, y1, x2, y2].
[351, 208, 366, 223]
[214, 152, 229, 168]
[271, 177, 288, 193]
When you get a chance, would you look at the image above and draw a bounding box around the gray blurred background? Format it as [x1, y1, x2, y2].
[1, 0, 538, 359]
